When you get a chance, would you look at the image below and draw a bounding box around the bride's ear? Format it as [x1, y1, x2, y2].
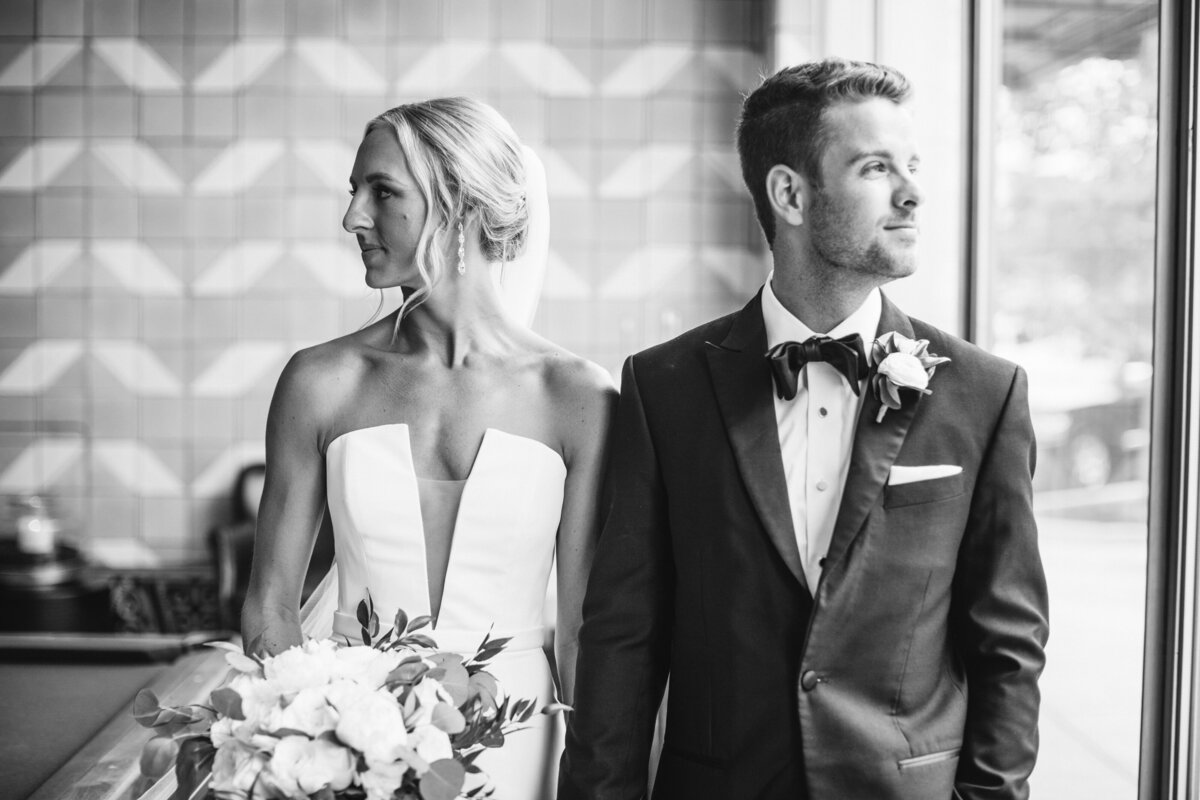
[765, 164, 807, 230]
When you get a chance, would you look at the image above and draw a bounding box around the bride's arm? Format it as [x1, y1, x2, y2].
[553, 361, 619, 706]
[242, 348, 338, 657]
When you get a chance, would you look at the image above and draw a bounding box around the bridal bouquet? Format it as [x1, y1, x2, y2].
[135, 598, 559, 800]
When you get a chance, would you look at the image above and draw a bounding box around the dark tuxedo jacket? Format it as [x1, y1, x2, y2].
[559, 292, 1049, 800]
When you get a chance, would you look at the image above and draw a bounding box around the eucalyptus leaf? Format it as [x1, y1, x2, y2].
[139, 735, 179, 779]
[419, 759, 465, 800]
[433, 660, 470, 706]
[171, 736, 215, 800]
[210, 687, 244, 721]
[224, 651, 260, 673]
[431, 703, 466, 735]
[428, 652, 464, 669]
[132, 689, 164, 728]
[467, 671, 500, 710]
[392, 608, 409, 637]
[386, 660, 430, 686]
[406, 614, 433, 633]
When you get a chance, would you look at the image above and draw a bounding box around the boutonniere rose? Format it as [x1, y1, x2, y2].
[870, 331, 950, 422]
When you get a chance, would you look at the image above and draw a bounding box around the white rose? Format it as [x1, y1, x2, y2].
[209, 716, 236, 748]
[877, 352, 929, 390]
[276, 685, 338, 737]
[404, 677, 455, 729]
[210, 740, 266, 796]
[334, 645, 403, 689]
[263, 640, 338, 697]
[333, 686, 409, 763]
[323, 678, 376, 713]
[226, 673, 282, 731]
[408, 725, 453, 766]
[360, 758, 407, 800]
[266, 735, 356, 796]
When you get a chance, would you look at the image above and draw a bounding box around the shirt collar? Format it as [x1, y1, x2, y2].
[761, 274, 882, 362]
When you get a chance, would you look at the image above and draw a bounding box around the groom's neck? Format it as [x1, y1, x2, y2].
[770, 249, 879, 334]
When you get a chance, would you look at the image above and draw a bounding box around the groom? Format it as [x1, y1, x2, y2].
[559, 59, 1049, 800]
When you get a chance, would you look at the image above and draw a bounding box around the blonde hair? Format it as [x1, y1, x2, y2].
[362, 97, 529, 335]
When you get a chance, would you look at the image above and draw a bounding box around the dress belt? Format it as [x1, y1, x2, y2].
[331, 611, 546, 654]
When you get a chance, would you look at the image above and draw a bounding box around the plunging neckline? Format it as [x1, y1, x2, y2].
[326, 423, 566, 627]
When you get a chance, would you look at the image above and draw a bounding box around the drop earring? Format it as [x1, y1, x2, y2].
[456, 222, 466, 276]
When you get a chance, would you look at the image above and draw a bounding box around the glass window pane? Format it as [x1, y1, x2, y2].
[982, 3, 1158, 797]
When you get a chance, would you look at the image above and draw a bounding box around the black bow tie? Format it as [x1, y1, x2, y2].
[766, 334, 869, 400]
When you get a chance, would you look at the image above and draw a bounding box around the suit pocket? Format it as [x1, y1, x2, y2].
[884, 472, 965, 508]
[897, 746, 961, 771]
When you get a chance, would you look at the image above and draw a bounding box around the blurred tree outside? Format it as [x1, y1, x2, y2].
[993, 48, 1157, 366]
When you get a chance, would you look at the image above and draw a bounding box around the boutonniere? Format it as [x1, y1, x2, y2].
[870, 331, 950, 422]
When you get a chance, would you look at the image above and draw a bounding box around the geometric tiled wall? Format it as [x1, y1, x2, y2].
[0, 0, 768, 562]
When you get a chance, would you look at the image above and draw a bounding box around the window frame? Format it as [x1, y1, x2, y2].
[968, 1, 1197, 796]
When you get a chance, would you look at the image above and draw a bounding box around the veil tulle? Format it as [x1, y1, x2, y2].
[138, 146, 550, 800]
[299, 143, 550, 641]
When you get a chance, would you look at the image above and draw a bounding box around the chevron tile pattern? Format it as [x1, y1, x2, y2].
[92, 38, 184, 91]
[193, 40, 285, 92]
[0, 0, 768, 561]
[0, 140, 82, 190]
[0, 40, 82, 88]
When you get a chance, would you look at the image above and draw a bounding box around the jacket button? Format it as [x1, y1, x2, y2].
[800, 670, 820, 691]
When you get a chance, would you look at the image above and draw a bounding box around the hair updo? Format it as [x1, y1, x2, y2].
[363, 97, 529, 322]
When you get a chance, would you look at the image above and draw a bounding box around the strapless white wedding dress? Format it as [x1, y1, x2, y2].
[325, 423, 567, 799]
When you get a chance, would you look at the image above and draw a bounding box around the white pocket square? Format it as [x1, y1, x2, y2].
[888, 464, 962, 486]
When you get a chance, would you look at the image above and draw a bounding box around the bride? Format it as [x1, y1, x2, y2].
[242, 97, 615, 798]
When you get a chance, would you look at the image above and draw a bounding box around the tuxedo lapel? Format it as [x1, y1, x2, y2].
[824, 295, 920, 571]
[704, 292, 808, 593]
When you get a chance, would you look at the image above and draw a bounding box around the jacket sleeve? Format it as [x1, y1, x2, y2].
[558, 355, 674, 800]
[953, 365, 1050, 799]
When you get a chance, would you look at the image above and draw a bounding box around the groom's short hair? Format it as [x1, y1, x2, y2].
[736, 58, 911, 247]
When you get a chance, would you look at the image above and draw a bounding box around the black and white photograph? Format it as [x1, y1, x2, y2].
[0, 1, 1194, 798]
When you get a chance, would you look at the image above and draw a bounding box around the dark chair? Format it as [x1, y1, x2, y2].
[208, 463, 335, 632]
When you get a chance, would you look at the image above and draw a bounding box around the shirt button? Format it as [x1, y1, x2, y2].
[801, 670, 820, 691]
[816, 480, 828, 492]
[818, 407, 828, 417]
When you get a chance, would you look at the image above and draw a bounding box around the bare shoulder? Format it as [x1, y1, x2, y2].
[519, 338, 617, 456]
[541, 349, 617, 417]
[270, 333, 374, 442]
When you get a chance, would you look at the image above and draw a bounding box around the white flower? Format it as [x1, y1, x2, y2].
[360, 758, 407, 800]
[334, 645, 404, 689]
[263, 640, 339, 697]
[209, 716, 237, 748]
[210, 740, 266, 796]
[404, 677, 455, 729]
[877, 352, 930, 391]
[226, 673, 282, 731]
[408, 724, 453, 765]
[332, 684, 409, 763]
[276, 685, 339, 737]
[266, 735, 356, 796]
[884, 331, 922, 355]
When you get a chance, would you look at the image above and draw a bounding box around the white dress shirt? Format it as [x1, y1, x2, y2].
[761, 278, 882, 591]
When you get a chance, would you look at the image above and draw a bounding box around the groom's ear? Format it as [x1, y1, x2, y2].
[765, 164, 807, 230]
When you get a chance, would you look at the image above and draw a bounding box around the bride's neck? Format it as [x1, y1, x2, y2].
[399, 268, 515, 366]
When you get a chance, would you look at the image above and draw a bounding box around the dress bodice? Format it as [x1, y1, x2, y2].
[324, 424, 567, 651]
